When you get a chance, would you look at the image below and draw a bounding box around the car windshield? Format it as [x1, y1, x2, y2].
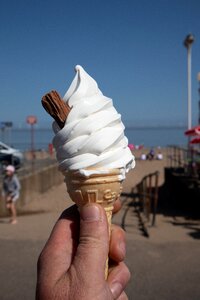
[0, 144, 8, 150]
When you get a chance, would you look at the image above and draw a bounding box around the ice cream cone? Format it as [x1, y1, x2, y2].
[41, 65, 135, 280]
[64, 168, 123, 278]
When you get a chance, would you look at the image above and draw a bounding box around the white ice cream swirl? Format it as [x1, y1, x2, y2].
[52, 65, 135, 178]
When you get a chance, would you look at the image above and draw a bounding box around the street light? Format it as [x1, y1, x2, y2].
[184, 34, 195, 130]
[26, 115, 37, 160]
[198, 72, 200, 125]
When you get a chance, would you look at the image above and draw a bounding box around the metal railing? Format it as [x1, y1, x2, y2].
[121, 171, 159, 237]
[0, 155, 57, 182]
[133, 171, 159, 226]
[167, 145, 200, 178]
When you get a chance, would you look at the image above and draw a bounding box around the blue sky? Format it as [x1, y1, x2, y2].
[0, 0, 200, 128]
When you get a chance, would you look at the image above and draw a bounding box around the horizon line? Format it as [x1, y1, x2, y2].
[6, 124, 188, 130]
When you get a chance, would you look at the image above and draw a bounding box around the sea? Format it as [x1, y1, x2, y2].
[0, 126, 187, 151]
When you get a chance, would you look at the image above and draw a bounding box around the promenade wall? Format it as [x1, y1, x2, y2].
[0, 163, 63, 217]
[160, 167, 200, 217]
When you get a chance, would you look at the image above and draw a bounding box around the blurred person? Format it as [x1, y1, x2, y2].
[2, 165, 20, 224]
[156, 151, 163, 160]
[36, 203, 130, 300]
[140, 153, 146, 160]
[147, 148, 155, 160]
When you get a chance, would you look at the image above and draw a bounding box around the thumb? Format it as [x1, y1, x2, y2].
[72, 203, 109, 280]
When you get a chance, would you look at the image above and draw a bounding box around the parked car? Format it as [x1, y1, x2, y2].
[0, 141, 24, 168]
[0, 153, 22, 170]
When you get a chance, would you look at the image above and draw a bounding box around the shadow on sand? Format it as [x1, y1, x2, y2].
[120, 180, 200, 240]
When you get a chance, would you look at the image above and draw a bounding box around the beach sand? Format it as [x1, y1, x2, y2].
[0, 148, 200, 300]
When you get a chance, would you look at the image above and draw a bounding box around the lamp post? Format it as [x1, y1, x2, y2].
[184, 34, 195, 130]
[26, 116, 37, 160]
[198, 72, 200, 125]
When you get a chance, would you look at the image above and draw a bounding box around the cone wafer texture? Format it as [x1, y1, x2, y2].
[64, 169, 123, 277]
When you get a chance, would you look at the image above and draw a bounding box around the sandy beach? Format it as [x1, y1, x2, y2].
[0, 148, 200, 300]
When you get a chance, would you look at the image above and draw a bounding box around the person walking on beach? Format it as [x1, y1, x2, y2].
[2, 165, 20, 224]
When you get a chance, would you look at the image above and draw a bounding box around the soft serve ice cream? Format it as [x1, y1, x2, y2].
[52, 65, 135, 179]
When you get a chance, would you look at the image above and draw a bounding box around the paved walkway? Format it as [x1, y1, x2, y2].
[113, 197, 200, 300]
[0, 182, 200, 300]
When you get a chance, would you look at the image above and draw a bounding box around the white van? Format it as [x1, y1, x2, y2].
[0, 141, 24, 163]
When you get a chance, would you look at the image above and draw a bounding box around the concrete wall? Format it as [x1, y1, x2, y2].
[0, 163, 63, 217]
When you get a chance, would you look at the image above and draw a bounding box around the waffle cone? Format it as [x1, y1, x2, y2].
[64, 169, 123, 277]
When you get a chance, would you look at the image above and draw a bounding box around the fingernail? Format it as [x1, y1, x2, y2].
[119, 241, 126, 257]
[80, 204, 101, 222]
[110, 281, 123, 298]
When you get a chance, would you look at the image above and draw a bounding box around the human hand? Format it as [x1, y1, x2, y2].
[36, 203, 130, 300]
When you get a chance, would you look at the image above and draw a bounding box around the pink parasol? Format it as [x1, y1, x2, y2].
[190, 136, 200, 144]
[185, 125, 200, 136]
[128, 143, 134, 150]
